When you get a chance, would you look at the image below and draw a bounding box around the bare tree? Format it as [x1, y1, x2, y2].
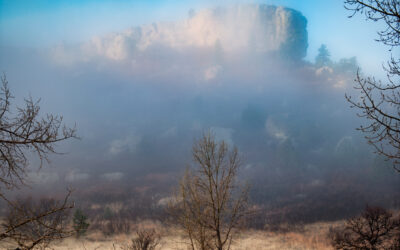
[344, 0, 400, 172]
[331, 206, 400, 249]
[170, 133, 248, 250]
[172, 169, 214, 250]
[0, 74, 77, 248]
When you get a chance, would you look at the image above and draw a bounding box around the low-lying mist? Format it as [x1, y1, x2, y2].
[1, 4, 399, 224]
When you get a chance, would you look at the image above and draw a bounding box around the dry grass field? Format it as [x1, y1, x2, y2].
[1, 220, 338, 250]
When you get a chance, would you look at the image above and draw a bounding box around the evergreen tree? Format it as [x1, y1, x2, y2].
[73, 209, 90, 238]
[315, 44, 331, 67]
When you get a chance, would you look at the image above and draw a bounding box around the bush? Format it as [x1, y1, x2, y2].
[331, 206, 400, 249]
[127, 229, 159, 250]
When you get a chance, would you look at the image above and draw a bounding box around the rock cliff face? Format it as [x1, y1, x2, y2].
[55, 5, 308, 63]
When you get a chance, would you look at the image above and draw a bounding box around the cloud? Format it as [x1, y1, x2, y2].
[109, 133, 141, 156]
[27, 171, 59, 185]
[335, 136, 354, 155]
[204, 65, 222, 81]
[101, 172, 124, 181]
[52, 4, 308, 65]
[65, 170, 90, 182]
[265, 118, 288, 142]
[162, 126, 178, 137]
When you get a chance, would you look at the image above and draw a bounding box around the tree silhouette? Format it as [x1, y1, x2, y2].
[315, 44, 331, 67]
[344, 0, 400, 172]
[331, 206, 400, 249]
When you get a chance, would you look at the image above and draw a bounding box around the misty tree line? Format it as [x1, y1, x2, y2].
[315, 43, 358, 74]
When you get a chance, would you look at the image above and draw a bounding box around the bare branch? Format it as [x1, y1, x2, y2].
[0, 74, 78, 248]
[0, 74, 78, 189]
[344, 1, 400, 172]
[1, 190, 74, 249]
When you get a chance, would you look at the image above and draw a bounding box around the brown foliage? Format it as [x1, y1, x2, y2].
[331, 206, 400, 249]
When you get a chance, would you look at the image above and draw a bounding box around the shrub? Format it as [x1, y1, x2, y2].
[331, 206, 400, 249]
[128, 229, 159, 250]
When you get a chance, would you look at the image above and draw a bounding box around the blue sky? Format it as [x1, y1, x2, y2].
[0, 0, 390, 74]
